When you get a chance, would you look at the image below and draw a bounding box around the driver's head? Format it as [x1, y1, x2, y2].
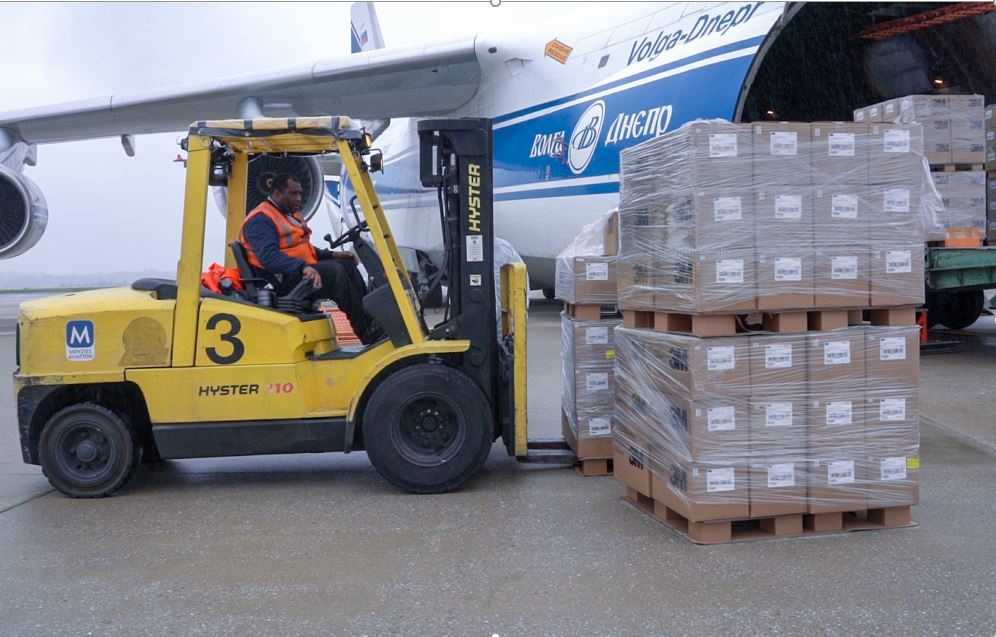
[270, 173, 303, 214]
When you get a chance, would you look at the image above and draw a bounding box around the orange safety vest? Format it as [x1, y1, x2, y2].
[239, 200, 318, 270]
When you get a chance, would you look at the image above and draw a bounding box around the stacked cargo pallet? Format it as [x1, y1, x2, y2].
[612, 120, 923, 544]
[556, 211, 621, 476]
[857, 94, 987, 246]
[987, 104, 996, 243]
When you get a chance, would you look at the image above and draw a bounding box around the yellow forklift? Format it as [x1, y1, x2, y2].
[12, 116, 531, 497]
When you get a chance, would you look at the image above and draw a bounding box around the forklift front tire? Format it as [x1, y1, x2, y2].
[38, 403, 141, 498]
[363, 364, 494, 494]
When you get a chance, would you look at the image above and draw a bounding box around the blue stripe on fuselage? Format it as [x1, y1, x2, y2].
[347, 42, 760, 205]
[493, 35, 766, 125]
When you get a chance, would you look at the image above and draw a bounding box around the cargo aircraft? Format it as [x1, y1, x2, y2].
[1, 2, 992, 293]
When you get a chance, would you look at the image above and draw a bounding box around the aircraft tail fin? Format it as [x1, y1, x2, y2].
[350, 2, 386, 53]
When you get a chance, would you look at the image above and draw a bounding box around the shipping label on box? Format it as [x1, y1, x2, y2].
[812, 123, 869, 186]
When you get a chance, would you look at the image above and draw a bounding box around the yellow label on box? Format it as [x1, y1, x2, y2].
[605, 349, 615, 360]
[907, 456, 920, 469]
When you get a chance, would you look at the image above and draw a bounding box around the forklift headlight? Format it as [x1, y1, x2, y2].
[369, 150, 384, 173]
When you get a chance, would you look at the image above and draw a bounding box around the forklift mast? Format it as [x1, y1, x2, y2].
[416, 119, 501, 428]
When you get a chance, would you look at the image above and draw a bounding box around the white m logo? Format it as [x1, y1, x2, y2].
[69, 325, 91, 345]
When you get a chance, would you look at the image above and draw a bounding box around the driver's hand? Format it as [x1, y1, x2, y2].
[334, 251, 359, 263]
[302, 265, 322, 288]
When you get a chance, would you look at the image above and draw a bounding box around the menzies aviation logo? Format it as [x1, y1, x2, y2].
[568, 100, 606, 175]
[66, 320, 95, 361]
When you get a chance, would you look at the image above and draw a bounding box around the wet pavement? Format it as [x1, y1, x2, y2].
[0, 297, 994, 635]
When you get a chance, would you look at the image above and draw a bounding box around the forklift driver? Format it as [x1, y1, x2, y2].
[239, 173, 384, 344]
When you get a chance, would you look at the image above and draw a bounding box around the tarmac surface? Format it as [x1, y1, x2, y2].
[0, 294, 994, 635]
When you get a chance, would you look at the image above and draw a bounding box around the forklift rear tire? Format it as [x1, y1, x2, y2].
[542, 288, 556, 300]
[38, 403, 140, 498]
[363, 364, 494, 494]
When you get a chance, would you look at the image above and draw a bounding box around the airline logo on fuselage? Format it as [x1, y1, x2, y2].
[568, 100, 605, 174]
[627, 2, 763, 66]
[527, 102, 673, 174]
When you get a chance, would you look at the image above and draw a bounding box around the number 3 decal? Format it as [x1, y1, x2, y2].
[205, 314, 245, 364]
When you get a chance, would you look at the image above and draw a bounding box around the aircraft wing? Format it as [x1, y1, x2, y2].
[0, 38, 480, 145]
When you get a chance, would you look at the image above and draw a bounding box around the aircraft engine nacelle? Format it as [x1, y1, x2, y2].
[0, 165, 49, 259]
[212, 154, 324, 221]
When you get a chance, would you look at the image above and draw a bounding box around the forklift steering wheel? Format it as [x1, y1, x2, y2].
[325, 220, 369, 251]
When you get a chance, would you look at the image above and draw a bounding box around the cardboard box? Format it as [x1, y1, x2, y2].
[662, 191, 756, 252]
[751, 122, 813, 186]
[853, 106, 868, 124]
[653, 392, 750, 462]
[986, 104, 995, 129]
[931, 172, 987, 239]
[612, 425, 653, 497]
[808, 329, 866, 390]
[867, 103, 883, 123]
[949, 96, 985, 164]
[809, 391, 866, 454]
[805, 456, 866, 514]
[920, 118, 952, 164]
[899, 95, 949, 120]
[861, 451, 920, 509]
[868, 124, 925, 185]
[555, 256, 618, 304]
[755, 248, 814, 310]
[749, 457, 808, 517]
[813, 186, 870, 243]
[813, 245, 870, 308]
[985, 129, 996, 172]
[603, 209, 619, 257]
[748, 333, 809, 389]
[616, 254, 655, 311]
[870, 246, 924, 307]
[562, 315, 620, 366]
[865, 389, 920, 451]
[988, 177, 996, 242]
[864, 325, 920, 390]
[650, 450, 749, 521]
[755, 189, 815, 245]
[867, 184, 924, 244]
[811, 122, 869, 186]
[748, 395, 808, 458]
[654, 246, 756, 314]
[618, 206, 666, 257]
[881, 99, 900, 122]
[619, 121, 753, 190]
[563, 409, 613, 459]
[619, 330, 751, 398]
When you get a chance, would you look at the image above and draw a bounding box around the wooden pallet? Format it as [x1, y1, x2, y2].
[624, 488, 914, 544]
[576, 457, 614, 477]
[621, 307, 916, 336]
[931, 163, 985, 172]
[564, 302, 620, 321]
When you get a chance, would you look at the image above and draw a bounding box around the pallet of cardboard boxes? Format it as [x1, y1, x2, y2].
[556, 210, 621, 475]
[612, 119, 926, 543]
[859, 94, 987, 246]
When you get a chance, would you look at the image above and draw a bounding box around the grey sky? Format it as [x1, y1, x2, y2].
[0, 1, 572, 277]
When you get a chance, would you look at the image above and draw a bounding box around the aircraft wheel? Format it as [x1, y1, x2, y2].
[363, 364, 493, 494]
[39, 403, 140, 498]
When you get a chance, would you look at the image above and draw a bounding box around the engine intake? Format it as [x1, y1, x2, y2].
[0, 165, 48, 259]
[213, 154, 324, 221]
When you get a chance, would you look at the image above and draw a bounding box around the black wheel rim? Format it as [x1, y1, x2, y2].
[53, 419, 119, 486]
[390, 393, 467, 467]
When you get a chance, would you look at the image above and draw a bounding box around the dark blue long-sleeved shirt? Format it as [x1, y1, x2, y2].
[242, 201, 331, 275]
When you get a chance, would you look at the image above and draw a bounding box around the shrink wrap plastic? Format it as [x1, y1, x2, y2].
[555, 209, 618, 304]
[562, 313, 621, 440]
[613, 325, 919, 520]
[617, 120, 941, 313]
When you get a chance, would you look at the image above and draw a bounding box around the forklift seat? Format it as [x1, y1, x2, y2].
[229, 241, 268, 303]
